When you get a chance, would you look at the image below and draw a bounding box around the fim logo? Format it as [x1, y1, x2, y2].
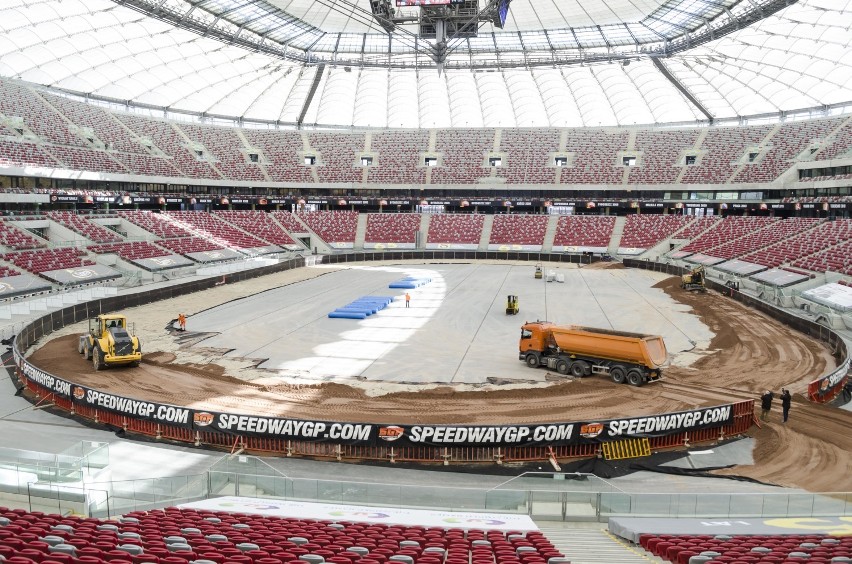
[193, 412, 214, 427]
[580, 422, 604, 439]
[0, 282, 13, 294]
[378, 426, 404, 442]
[151, 257, 176, 266]
[72, 386, 85, 400]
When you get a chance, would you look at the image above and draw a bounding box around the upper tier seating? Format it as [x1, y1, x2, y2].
[426, 214, 485, 245]
[0, 81, 85, 147]
[629, 130, 700, 184]
[679, 217, 775, 255]
[816, 118, 852, 160]
[496, 130, 560, 183]
[733, 118, 846, 183]
[0, 219, 46, 250]
[489, 214, 549, 246]
[298, 211, 359, 245]
[0, 505, 565, 564]
[117, 211, 193, 239]
[243, 130, 313, 182]
[366, 131, 428, 184]
[89, 241, 172, 261]
[701, 217, 821, 260]
[680, 126, 773, 184]
[560, 130, 628, 184]
[271, 211, 308, 232]
[364, 213, 422, 244]
[1, 77, 846, 186]
[641, 532, 852, 564]
[741, 219, 852, 269]
[215, 211, 299, 247]
[167, 211, 270, 249]
[619, 215, 693, 250]
[552, 216, 616, 248]
[179, 123, 265, 182]
[44, 145, 129, 174]
[116, 114, 222, 179]
[42, 93, 146, 154]
[431, 130, 495, 184]
[310, 132, 365, 183]
[46, 212, 123, 244]
[4, 248, 94, 274]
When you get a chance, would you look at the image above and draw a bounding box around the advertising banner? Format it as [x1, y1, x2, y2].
[18, 362, 194, 429]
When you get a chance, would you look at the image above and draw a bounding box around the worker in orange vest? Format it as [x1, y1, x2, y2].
[177, 313, 186, 331]
[405, 293, 410, 308]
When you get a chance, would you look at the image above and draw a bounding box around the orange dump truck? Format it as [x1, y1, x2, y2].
[519, 321, 668, 386]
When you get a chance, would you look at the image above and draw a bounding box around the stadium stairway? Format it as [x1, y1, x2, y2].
[543, 215, 560, 252]
[608, 216, 627, 255]
[355, 213, 368, 249]
[537, 523, 659, 564]
[479, 214, 495, 251]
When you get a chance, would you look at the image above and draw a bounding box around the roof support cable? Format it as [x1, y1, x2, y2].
[651, 57, 714, 123]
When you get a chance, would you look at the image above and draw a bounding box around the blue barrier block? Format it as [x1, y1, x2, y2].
[328, 311, 367, 319]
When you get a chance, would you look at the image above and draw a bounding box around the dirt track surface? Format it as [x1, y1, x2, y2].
[24, 263, 852, 491]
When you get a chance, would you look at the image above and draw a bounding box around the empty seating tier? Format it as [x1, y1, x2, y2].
[703, 217, 821, 260]
[431, 130, 495, 184]
[496, 130, 560, 183]
[215, 211, 299, 247]
[560, 130, 627, 184]
[309, 132, 365, 183]
[426, 214, 485, 245]
[489, 215, 549, 247]
[679, 217, 775, 255]
[88, 242, 172, 261]
[0, 505, 564, 564]
[117, 211, 194, 239]
[629, 130, 700, 184]
[0, 219, 47, 250]
[364, 213, 422, 244]
[366, 131, 428, 184]
[552, 216, 616, 249]
[166, 211, 270, 249]
[271, 211, 308, 233]
[742, 219, 852, 269]
[641, 532, 852, 563]
[47, 212, 123, 244]
[619, 215, 693, 250]
[298, 211, 359, 245]
[3, 248, 94, 274]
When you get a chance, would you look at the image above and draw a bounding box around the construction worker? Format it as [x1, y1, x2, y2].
[405, 293, 410, 308]
[178, 313, 186, 332]
[760, 390, 773, 422]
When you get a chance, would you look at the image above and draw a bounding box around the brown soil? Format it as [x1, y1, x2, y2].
[25, 276, 852, 491]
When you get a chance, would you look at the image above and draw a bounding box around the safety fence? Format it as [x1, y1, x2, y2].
[624, 259, 851, 404]
[13, 251, 756, 465]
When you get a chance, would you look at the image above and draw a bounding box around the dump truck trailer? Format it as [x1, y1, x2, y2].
[519, 321, 667, 386]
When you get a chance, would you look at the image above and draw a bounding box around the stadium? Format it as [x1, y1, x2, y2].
[0, 0, 851, 562]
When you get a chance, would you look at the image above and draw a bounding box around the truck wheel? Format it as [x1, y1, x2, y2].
[610, 366, 626, 384]
[570, 361, 588, 378]
[524, 353, 540, 368]
[627, 369, 644, 387]
[93, 348, 104, 371]
[83, 344, 91, 361]
[78, 339, 84, 354]
[556, 359, 570, 375]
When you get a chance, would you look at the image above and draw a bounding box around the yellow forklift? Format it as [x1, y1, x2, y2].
[506, 295, 519, 315]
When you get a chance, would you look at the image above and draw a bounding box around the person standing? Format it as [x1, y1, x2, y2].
[178, 313, 187, 331]
[760, 390, 774, 422]
[781, 388, 792, 423]
[405, 293, 410, 308]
